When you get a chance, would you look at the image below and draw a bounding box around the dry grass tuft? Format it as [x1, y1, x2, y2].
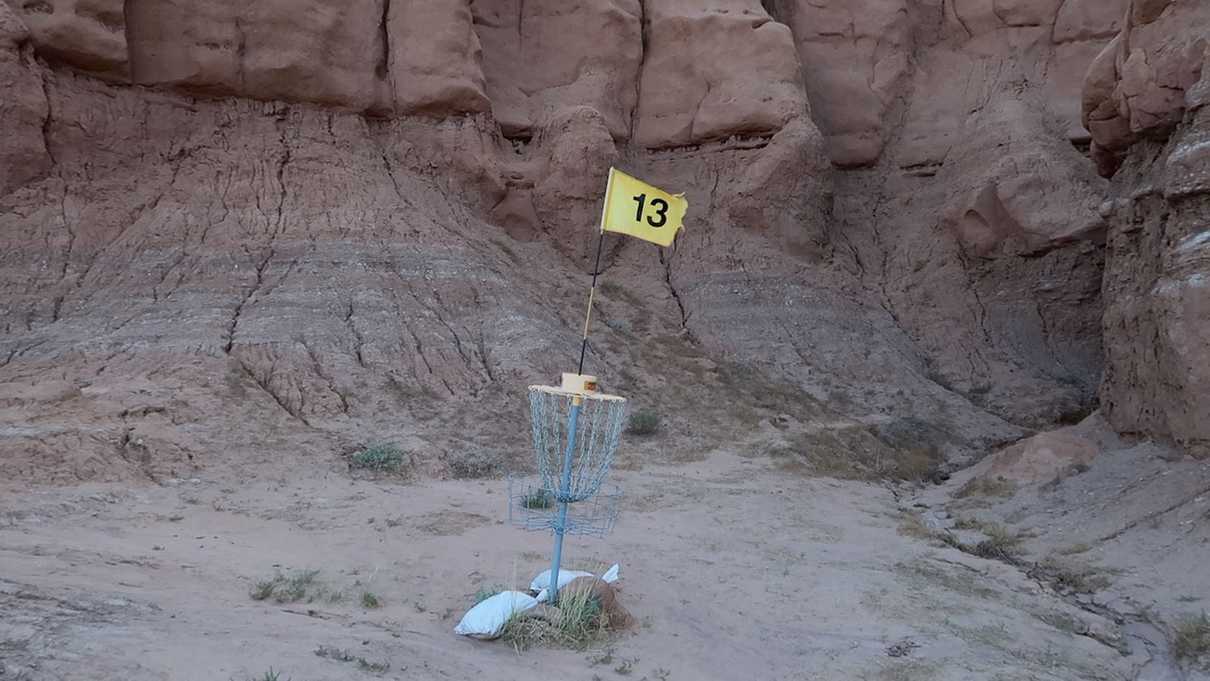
[970, 524, 1023, 560]
[938, 523, 1023, 562]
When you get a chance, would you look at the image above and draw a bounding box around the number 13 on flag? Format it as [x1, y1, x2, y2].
[599, 167, 688, 247]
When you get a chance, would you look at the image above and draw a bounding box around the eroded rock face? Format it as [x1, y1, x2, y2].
[0, 2, 50, 194]
[472, 0, 641, 141]
[2, 0, 1206, 481]
[1099, 93, 1210, 457]
[772, 0, 912, 167]
[1088, 0, 1210, 457]
[940, 100, 1107, 259]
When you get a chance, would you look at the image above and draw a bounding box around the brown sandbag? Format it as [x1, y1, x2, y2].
[560, 576, 633, 630]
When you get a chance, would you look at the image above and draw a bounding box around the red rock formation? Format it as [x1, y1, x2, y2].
[1082, 0, 1207, 175]
[1, 0, 1206, 484]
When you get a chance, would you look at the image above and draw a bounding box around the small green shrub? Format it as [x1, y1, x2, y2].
[626, 409, 660, 436]
[250, 569, 333, 603]
[349, 444, 406, 473]
[360, 591, 381, 609]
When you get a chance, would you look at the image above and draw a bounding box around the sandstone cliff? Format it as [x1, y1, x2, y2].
[0, 0, 1206, 484]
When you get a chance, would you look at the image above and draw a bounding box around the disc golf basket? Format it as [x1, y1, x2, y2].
[508, 374, 627, 602]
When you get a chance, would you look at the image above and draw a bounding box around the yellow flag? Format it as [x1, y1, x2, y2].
[599, 167, 688, 247]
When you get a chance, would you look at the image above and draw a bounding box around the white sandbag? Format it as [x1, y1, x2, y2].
[453, 591, 538, 638]
[529, 568, 594, 594]
[532, 564, 621, 602]
[601, 564, 620, 583]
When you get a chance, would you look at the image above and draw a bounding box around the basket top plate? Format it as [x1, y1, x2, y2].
[528, 384, 626, 402]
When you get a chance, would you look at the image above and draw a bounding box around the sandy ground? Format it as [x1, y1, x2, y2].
[0, 445, 1167, 681]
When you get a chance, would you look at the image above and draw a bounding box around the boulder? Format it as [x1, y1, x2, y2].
[126, 0, 386, 109]
[1081, 0, 1209, 175]
[3, 0, 127, 78]
[634, 0, 806, 148]
[389, 0, 491, 115]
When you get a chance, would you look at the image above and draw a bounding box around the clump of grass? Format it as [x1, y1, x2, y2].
[500, 588, 608, 651]
[248, 670, 284, 681]
[360, 591, 381, 609]
[349, 444, 406, 473]
[955, 476, 1017, 499]
[1173, 612, 1210, 662]
[626, 409, 660, 436]
[522, 489, 553, 509]
[315, 645, 389, 674]
[952, 517, 985, 530]
[250, 569, 336, 603]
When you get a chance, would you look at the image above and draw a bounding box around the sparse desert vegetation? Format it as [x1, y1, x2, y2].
[348, 444, 408, 474]
[626, 409, 661, 436]
[250, 570, 341, 604]
[1173, 612, 1210, 664]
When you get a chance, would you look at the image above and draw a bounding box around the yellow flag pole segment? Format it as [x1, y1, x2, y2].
[599, 167, 688, 247]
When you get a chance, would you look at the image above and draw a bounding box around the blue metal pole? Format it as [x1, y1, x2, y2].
[549, 396, 582, 604]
